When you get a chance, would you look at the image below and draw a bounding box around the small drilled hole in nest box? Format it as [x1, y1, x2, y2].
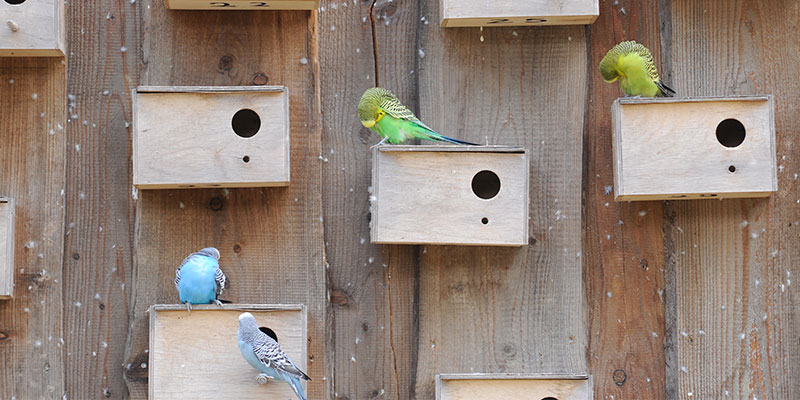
[232, 109, 261, 138]
[481, 217, 489, 225]
[243, 155, 250, 163]
[4, 0, 27, 4]
[472, 170, 501, 199]
[716, 118, 746, 148]
[259, 326, 278, 343]
[728, 165, 736, 173]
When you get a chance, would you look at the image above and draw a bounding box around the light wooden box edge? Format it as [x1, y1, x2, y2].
[0, 197, 13, 299]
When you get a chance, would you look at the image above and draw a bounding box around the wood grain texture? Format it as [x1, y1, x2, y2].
[0, 0, 64, 56]
[149, 304, 306, 399]
[613, 97, 776, 200]
[61, 0, 141, 397]
[440, 0, 598, 27]
[133, 87, 291, 188]
[371, 146, 528, 246]
[414, 5, 587, 398]
[666, 1, 800, 398]
[584, 1, 669, 399]
[124, 3, 325, 399]
[0, 58, 66, 399]
[0, 198, 14, 299]
[436, 374, 591, 400]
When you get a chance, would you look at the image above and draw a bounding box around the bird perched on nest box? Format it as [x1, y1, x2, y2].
[599, 40, 675, 97]
[238, 312, 311, 400]
[358, 87, 477, 145]
[174, 247, 226, 312]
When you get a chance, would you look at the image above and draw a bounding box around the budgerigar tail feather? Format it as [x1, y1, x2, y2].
[286, 375, 307, 400]
[657, 81, 676, 97]
[435, 134, 478, 145]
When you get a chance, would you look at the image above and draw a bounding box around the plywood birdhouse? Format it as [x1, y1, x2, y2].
[133, 86, 290, 189]
[370, 146, 529, 246]
[0, 198, 14, 299]
[612, 96, 777, 201]
[148, 304, 307, 400]
[0, 0, 65, 56]
[440, 0, 598, 27]
[163, 0, 318, 10]
[436, 374, 592, 400]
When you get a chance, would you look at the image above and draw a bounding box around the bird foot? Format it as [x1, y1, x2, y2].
[370, 137, 388, 149]
[256, 373, 274, 385]
[185, 302, 192, 313]
[212, 299, 224, 307]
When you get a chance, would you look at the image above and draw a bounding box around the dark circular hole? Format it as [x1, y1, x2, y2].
[716, 118, 746, 148]
[242, 155, 250, 163]
[471, 170, 501, 200]
[481, 217, 489, 225]
[5, 0, 27, 5]
[541, 398, 559, 400]
[728, 165, 736, 173]
[231, 109, 260, 138]
[259, 326, 278, 343]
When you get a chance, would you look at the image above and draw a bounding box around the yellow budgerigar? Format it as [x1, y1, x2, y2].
[599, 40, 675, 97]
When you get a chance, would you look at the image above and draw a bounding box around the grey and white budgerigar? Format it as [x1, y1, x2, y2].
[237, 312, 311, 400]
[174, 247, 226, 312]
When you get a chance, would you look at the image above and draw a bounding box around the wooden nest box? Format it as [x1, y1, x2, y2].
[440, 0, 599, 27]
[133, 86, 290, 189]
[148, 304, 307, 400]
[0, 198, 14, 299]
[0, 0, 65, 56]
[370, 145, 529, 246]
[436, 373, 592, 400]
[163, 0, 319, 10]
[612, 96, 777, 201]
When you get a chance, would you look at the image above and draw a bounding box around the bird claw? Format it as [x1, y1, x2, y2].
[370, 137, 388, 149]
[256, 373, 273, 385]
[212, 299, 224, 307]
[185, 302, 192, 313]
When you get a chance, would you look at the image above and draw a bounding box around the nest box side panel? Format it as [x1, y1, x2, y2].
[149, 305, 307, 399]
[0, 199, 13, 299]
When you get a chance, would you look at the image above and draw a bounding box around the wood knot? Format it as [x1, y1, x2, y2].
[0, 331, 9, 340]
[330, 289, 350, 306]
[217, 55, 234, 74]
[233, 243, 242, 254]
[252, 73, 268, 85]
[613, 368, 627, 386]
[208, 197, 224, 212]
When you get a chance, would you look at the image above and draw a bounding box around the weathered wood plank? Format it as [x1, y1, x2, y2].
[414, 10, 587, 398]
[584, 1, 668, 399]
[666, 1, 800, 398]
[61, 0, 141, 397]
[318, 0, 420, 398]
[0, 58, 66, 399]
[123, 7, 325, 399]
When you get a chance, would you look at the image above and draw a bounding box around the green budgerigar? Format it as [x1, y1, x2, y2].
[599, 40, 675, 97]
[358, 87, 476, 145]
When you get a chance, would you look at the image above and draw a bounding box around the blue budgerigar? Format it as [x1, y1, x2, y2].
[174, 247, 226, 312]
[238, 312, 311, 400]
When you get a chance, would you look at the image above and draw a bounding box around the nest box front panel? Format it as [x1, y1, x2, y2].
[613, 97, 776, 201]
[133, 87, 290, 189]
[372, 148, 528, 246]
[0, 0, 64, 56]
[149, 305, 307, 400]
[440, 0, 599, 27]
[164, 0, 319, 10]
[436, 374, 592, 400]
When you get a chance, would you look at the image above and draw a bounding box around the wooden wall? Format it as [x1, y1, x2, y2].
[0, 0, 797, 399]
